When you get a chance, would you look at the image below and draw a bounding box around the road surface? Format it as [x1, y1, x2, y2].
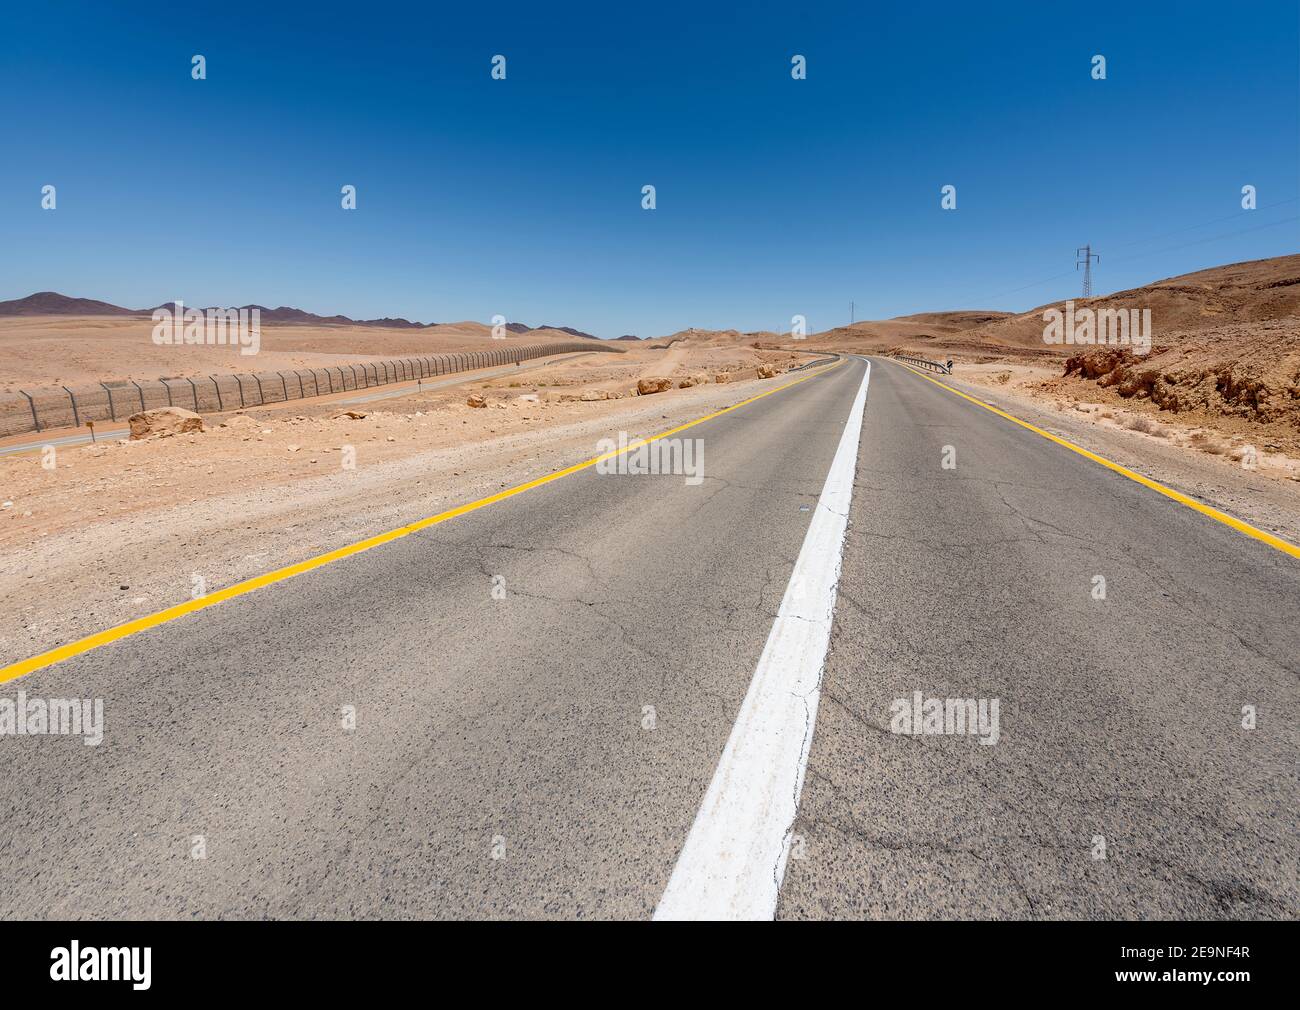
[1, 356, 1295, 919]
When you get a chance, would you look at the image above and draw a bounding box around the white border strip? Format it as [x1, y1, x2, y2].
[654, 358, 871, 920]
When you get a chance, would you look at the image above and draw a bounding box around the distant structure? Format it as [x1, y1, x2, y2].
[1076, 244, 1099, 298]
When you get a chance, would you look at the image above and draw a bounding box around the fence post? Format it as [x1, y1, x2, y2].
[254, 374, 264, 404]
[186, 377, 199, 410]
[210, 376, 224, 411]
[20, 391, 40, 432]
[277, 372, 289, 401]
[131, 380, 146, 412]
[63, 386, 80, 427]
[99, 382, 117, 420]
[235, 375, 246, 408]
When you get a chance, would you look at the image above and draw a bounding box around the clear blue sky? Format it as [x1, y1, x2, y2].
[2, 0, 1297, 337]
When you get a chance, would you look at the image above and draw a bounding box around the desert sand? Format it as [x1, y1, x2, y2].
[0, 314, 593, 391]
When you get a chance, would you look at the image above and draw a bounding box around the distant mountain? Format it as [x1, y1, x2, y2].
[614, 334, 641, 341]
[544, 325, 602, 340]
[0, 291, 139, 316]
[144, 301, 428, 328]
[505, 322, 603, 341]
[0, 291, 617, 339]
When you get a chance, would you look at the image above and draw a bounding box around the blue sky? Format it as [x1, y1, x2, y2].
[2, 0, 1297, 337]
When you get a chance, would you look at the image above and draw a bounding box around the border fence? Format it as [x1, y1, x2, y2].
[0, 342, 622, 439]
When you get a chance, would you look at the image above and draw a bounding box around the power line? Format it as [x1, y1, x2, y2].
[1108, 197, 1299, 251]
[937, 203, 1300, 310]
[1106, 215, 1300, 266]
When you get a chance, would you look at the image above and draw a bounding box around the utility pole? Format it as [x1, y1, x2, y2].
[1076, 244, 1099, 298]
[850, 301, 855, 325]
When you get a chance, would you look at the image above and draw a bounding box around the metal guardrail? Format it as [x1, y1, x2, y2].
[788, 352, 840, 372]
[893, 354, 952, 375]
[0, 341, 622, 438]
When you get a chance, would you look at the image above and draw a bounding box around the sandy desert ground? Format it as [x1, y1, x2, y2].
[0, 314, 592, 392]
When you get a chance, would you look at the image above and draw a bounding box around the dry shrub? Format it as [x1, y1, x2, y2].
[1124, 414, 1166, 436]
[1190, 431, 1228, 454]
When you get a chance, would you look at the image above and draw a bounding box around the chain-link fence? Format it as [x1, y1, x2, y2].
[0, 342, 621, 438]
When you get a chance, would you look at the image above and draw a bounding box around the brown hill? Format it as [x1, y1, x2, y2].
[0, 292, 139, 316]
[505, 322, 602, 340]
[964, 254, 1300, 350]
[801, 254, 1300, 359]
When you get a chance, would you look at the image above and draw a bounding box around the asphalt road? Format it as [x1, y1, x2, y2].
[1, 356, 1295, 919]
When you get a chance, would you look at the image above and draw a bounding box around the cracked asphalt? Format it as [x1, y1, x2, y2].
[778, 358, 1299, 920]
[0, 356, 859, 919]
[3, 355, 1295, 920]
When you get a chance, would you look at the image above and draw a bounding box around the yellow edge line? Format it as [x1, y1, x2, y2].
[0, 359, 847, 684]
[885, 358, 1300, 561]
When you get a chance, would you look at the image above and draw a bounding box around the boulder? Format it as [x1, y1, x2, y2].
[714, 372, 731, 384]
[332, 409, 368, 420]
[127, 406, 205, 440]
[757, 362, 780, 378]
[637, 377, 673, 396]
[678, 377, 696, 388]
[467, 393, 488, 408]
